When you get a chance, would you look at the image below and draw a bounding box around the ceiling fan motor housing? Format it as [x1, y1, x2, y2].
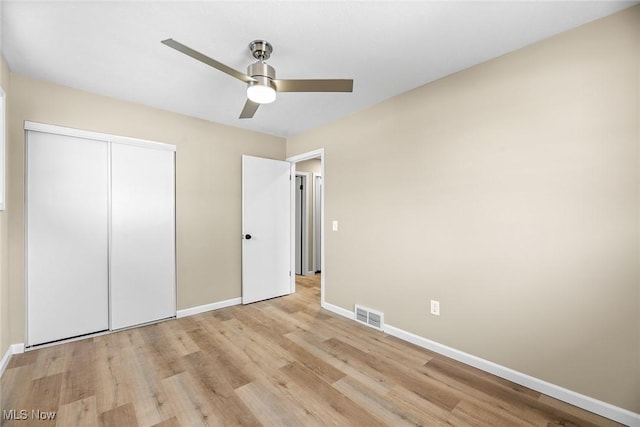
[247, 61, 276, 90]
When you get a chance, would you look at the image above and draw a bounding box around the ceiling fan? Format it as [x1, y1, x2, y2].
[161, 39, 354, 119]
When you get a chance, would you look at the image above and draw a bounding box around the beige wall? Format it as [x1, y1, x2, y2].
[0, 55, 10, 359]
[288, 6, 640, 412]
[296, 159, 321, 272]
[7, 73, 285, 345]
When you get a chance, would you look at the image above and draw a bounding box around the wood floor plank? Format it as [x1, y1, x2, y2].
[261, 303, 332, 338]
[425, 357, 610, 427]
[160, 372, 223, 427]
[450, 398, 536, 427]
[94, 334, 135, 414]
[59, 339, 97, 405]
[133, 395, 173, 427]
[98, 402, 139, 427]
[386, 384, 460, 425]
[212, 319, 289, 378]
[150, 417, 181, 427]
[537, 394, 625, 427]
[321, 316, 434, 368]
[181, 351, 262, 426]
[197, 315, 284, 378]
[0, 274, 625, 426]
[6, 348, 38, 369]
[235, 377, 325, 427]
[159, 320, 200, 357]
[285, 330, 392, 396]
[186, 326, 254, 390]
[56, 396, 97, 427]
[1, 364, 33, 415]
[119, 345, 172, 427]
[138, 323, 185, 380]
[331, 376, 419, 426]
[20, 373, 62, 427]
[323, 336, 462, 411]
[279, 334, 347, 384]
[30, 342, 69, 380]
[282, 360, 387, 426]
[262, 365, 355, 426]
[220, 315, 294, 369]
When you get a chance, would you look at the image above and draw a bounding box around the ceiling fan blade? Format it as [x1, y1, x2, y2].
[273, 79, 353, 93]
[239, 99, 260, 119]
[161, 38, 255, 83]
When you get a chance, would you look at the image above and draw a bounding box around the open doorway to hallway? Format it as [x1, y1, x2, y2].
[288, 150, 324, 306]
[295, 159, 321, 276]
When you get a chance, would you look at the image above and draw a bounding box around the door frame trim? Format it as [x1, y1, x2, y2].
[286, 149, 325, 305]
[295, 172, 310, 276]
[312, 173, 322, 273]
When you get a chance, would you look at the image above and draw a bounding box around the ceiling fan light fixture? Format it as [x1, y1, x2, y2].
[247, 80, 276, 104]
[162, 38, 353, 119]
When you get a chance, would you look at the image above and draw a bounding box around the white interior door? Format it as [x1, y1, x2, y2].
[27, 131, 109, 346]
[110, 142, 176, 329]
[242, 155, 291, 304]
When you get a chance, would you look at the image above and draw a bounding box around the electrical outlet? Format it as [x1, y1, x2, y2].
[430, 300, 440, 316]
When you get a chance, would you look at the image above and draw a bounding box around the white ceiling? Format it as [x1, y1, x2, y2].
[1, 1, 637, 137]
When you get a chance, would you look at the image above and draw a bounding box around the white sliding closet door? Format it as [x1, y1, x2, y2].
[110, 143, 176, 330]
[27, 131, 109, 346]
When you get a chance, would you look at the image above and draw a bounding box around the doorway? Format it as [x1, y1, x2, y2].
[287, 149, 325, 306]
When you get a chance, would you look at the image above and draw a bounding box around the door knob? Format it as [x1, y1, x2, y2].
[244, 234, 252, 240]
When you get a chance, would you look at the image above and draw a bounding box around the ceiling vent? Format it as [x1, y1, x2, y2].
[354, 305, 384, 331]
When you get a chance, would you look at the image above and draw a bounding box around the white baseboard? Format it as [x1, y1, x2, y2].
[383, 325, 639, 426]
[321, 301, 354, 320]
[0, 346, 12, 376]
[304, 271, 315, 276]
[176, 297, 241, 318]
[320, 303, 639, 427]
[0, 343, 25, 377]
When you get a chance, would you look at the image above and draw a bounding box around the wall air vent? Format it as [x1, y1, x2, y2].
[354, 305, 384, 331]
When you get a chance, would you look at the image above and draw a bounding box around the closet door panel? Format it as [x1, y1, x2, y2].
[110, 143, 176, 330]
[27, 131, 109, 346]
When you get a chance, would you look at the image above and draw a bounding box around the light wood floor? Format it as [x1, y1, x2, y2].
[1, 274, 622, 426]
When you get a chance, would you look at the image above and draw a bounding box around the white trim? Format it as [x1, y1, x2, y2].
[321, 301, 354, 320]
[383, 325, 640, 426]
[295, 171, 310, 277]
[312, 172, 322, 272]
[0, 346, 12, 376]
[287, 149, 325, 164]
[176, 298, 241, 318]
[0, 344, 25, 377]
[305, 271, 315, 276]
[0, 86, 6, 210]
[289, 163, 296, 294]
[24, 121, 176, 152]
[320, 303, 640, 426]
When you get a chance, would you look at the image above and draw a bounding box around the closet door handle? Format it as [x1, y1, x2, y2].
[243, 234, 252, 240]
